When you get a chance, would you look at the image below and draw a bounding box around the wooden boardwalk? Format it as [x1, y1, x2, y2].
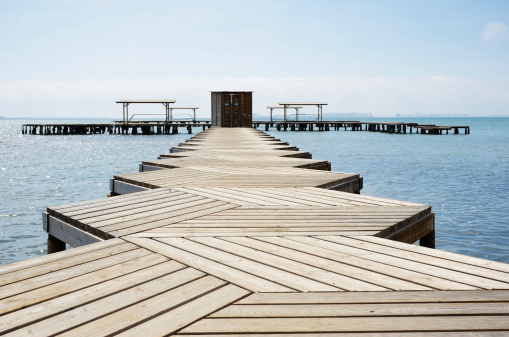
[111, 129, 362, 194]
[1, 128, 507, 335]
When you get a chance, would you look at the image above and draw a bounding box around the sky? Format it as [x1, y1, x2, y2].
[0, 0, 508, 118]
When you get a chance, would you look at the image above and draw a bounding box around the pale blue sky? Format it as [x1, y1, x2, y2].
[1, 0, 508, 117]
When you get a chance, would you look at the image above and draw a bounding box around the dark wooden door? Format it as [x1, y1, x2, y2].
[232, 94, 241, 127]
[241, 92, 252, 127]
[222, 93, 231, 127]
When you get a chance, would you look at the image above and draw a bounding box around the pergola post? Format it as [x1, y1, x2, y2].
[296, 107, 300, 122]
[193, 108, 196, 122]
[284, 105, 288, 122]
[163, 103, 170, 123]
[270, 108, 274, 123]
[123, 103, 130, 124]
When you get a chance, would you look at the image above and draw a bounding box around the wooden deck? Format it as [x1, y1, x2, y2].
[1, 127, 507, 335]
[112, 129, 361, 193]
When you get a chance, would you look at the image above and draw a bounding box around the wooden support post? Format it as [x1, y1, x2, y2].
[420, 230, 435, 249]
[47, 234, 66, 254]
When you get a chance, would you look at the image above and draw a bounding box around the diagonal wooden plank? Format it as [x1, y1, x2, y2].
[0, 261, 188, 336]
[155, 237, 339, 292]
[6, 268, 206, 337]
[115, 284, 250, 337]
[126, 237, 293, 293]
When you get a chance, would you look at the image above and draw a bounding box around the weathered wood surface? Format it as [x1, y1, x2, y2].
[160, 148, 313, 159]
[141, 156, 331, 170]
[0, 127, 504, 335]
[115, 166, 358, 188]
[2, 233, 509, 335]
[46, 186, 432, 241]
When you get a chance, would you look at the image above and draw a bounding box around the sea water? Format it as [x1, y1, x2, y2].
[1, 118, 508, 265]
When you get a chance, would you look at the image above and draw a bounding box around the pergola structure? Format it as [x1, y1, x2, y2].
[278, 102, 328, 122]
[168, 107, 199, 122]
[116, 100, 176, 124]
[266, 106, 303, 122]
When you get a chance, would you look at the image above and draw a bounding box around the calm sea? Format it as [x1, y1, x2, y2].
[1, 118, 508, 265]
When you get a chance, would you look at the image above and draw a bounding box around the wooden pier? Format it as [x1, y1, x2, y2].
[254, 121, 471, 134]
[21, 120, 470, 136]
[21, 121, 211, 135]
[1, 128, 507, 336]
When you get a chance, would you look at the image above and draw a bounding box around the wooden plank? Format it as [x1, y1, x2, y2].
[127, 231, 382, 238]
[0, 238, 124, 276]
[48, 188, 171, 212]
[57, 190, 187, 220]
[7, 268, 206, 337]
[178, 333, 502, 337]
[0, 242, 136, 287]
[75, 194, 205, 226]
[0, 251, 169, 315]
[256, 236, 476, 290]
[315, 236, 509, 289]
[191, 237, 387, 291]
[354, 235, 509, 274]
[156, 237, 339, 292]
[221, 236, 429, 291]
[0, 248, 156, 300]
[114, 284, 250, 337]
[0, 260, 185, 334]
[211, 302, 509, 317]
[346, 236, 509, 281]
[49, 188, 172, 217]
[107, 202, 239, 237]
[237, 289, 509, 304]
[180, 316, 509, 333]
[126, 237, 293, 292]
[173, 187, 255, 205]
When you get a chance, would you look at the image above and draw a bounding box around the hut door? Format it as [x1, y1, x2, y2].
[222, 93, 231, 127]
[232, 94, 241, 127]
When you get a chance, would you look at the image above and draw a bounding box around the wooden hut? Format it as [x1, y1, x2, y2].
[211, 91, 252, 127]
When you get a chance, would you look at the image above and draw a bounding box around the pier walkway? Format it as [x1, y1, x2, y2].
[0, 128, 507, 335]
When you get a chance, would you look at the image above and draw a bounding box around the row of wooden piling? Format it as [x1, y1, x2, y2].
[21, 122, 211, 135]
[254, 121, 470, 134]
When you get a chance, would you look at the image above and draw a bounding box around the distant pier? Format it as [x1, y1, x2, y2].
[22, 120, 470, 135]
[22, 121, 211, 135]
[254, 121, 470, 134]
